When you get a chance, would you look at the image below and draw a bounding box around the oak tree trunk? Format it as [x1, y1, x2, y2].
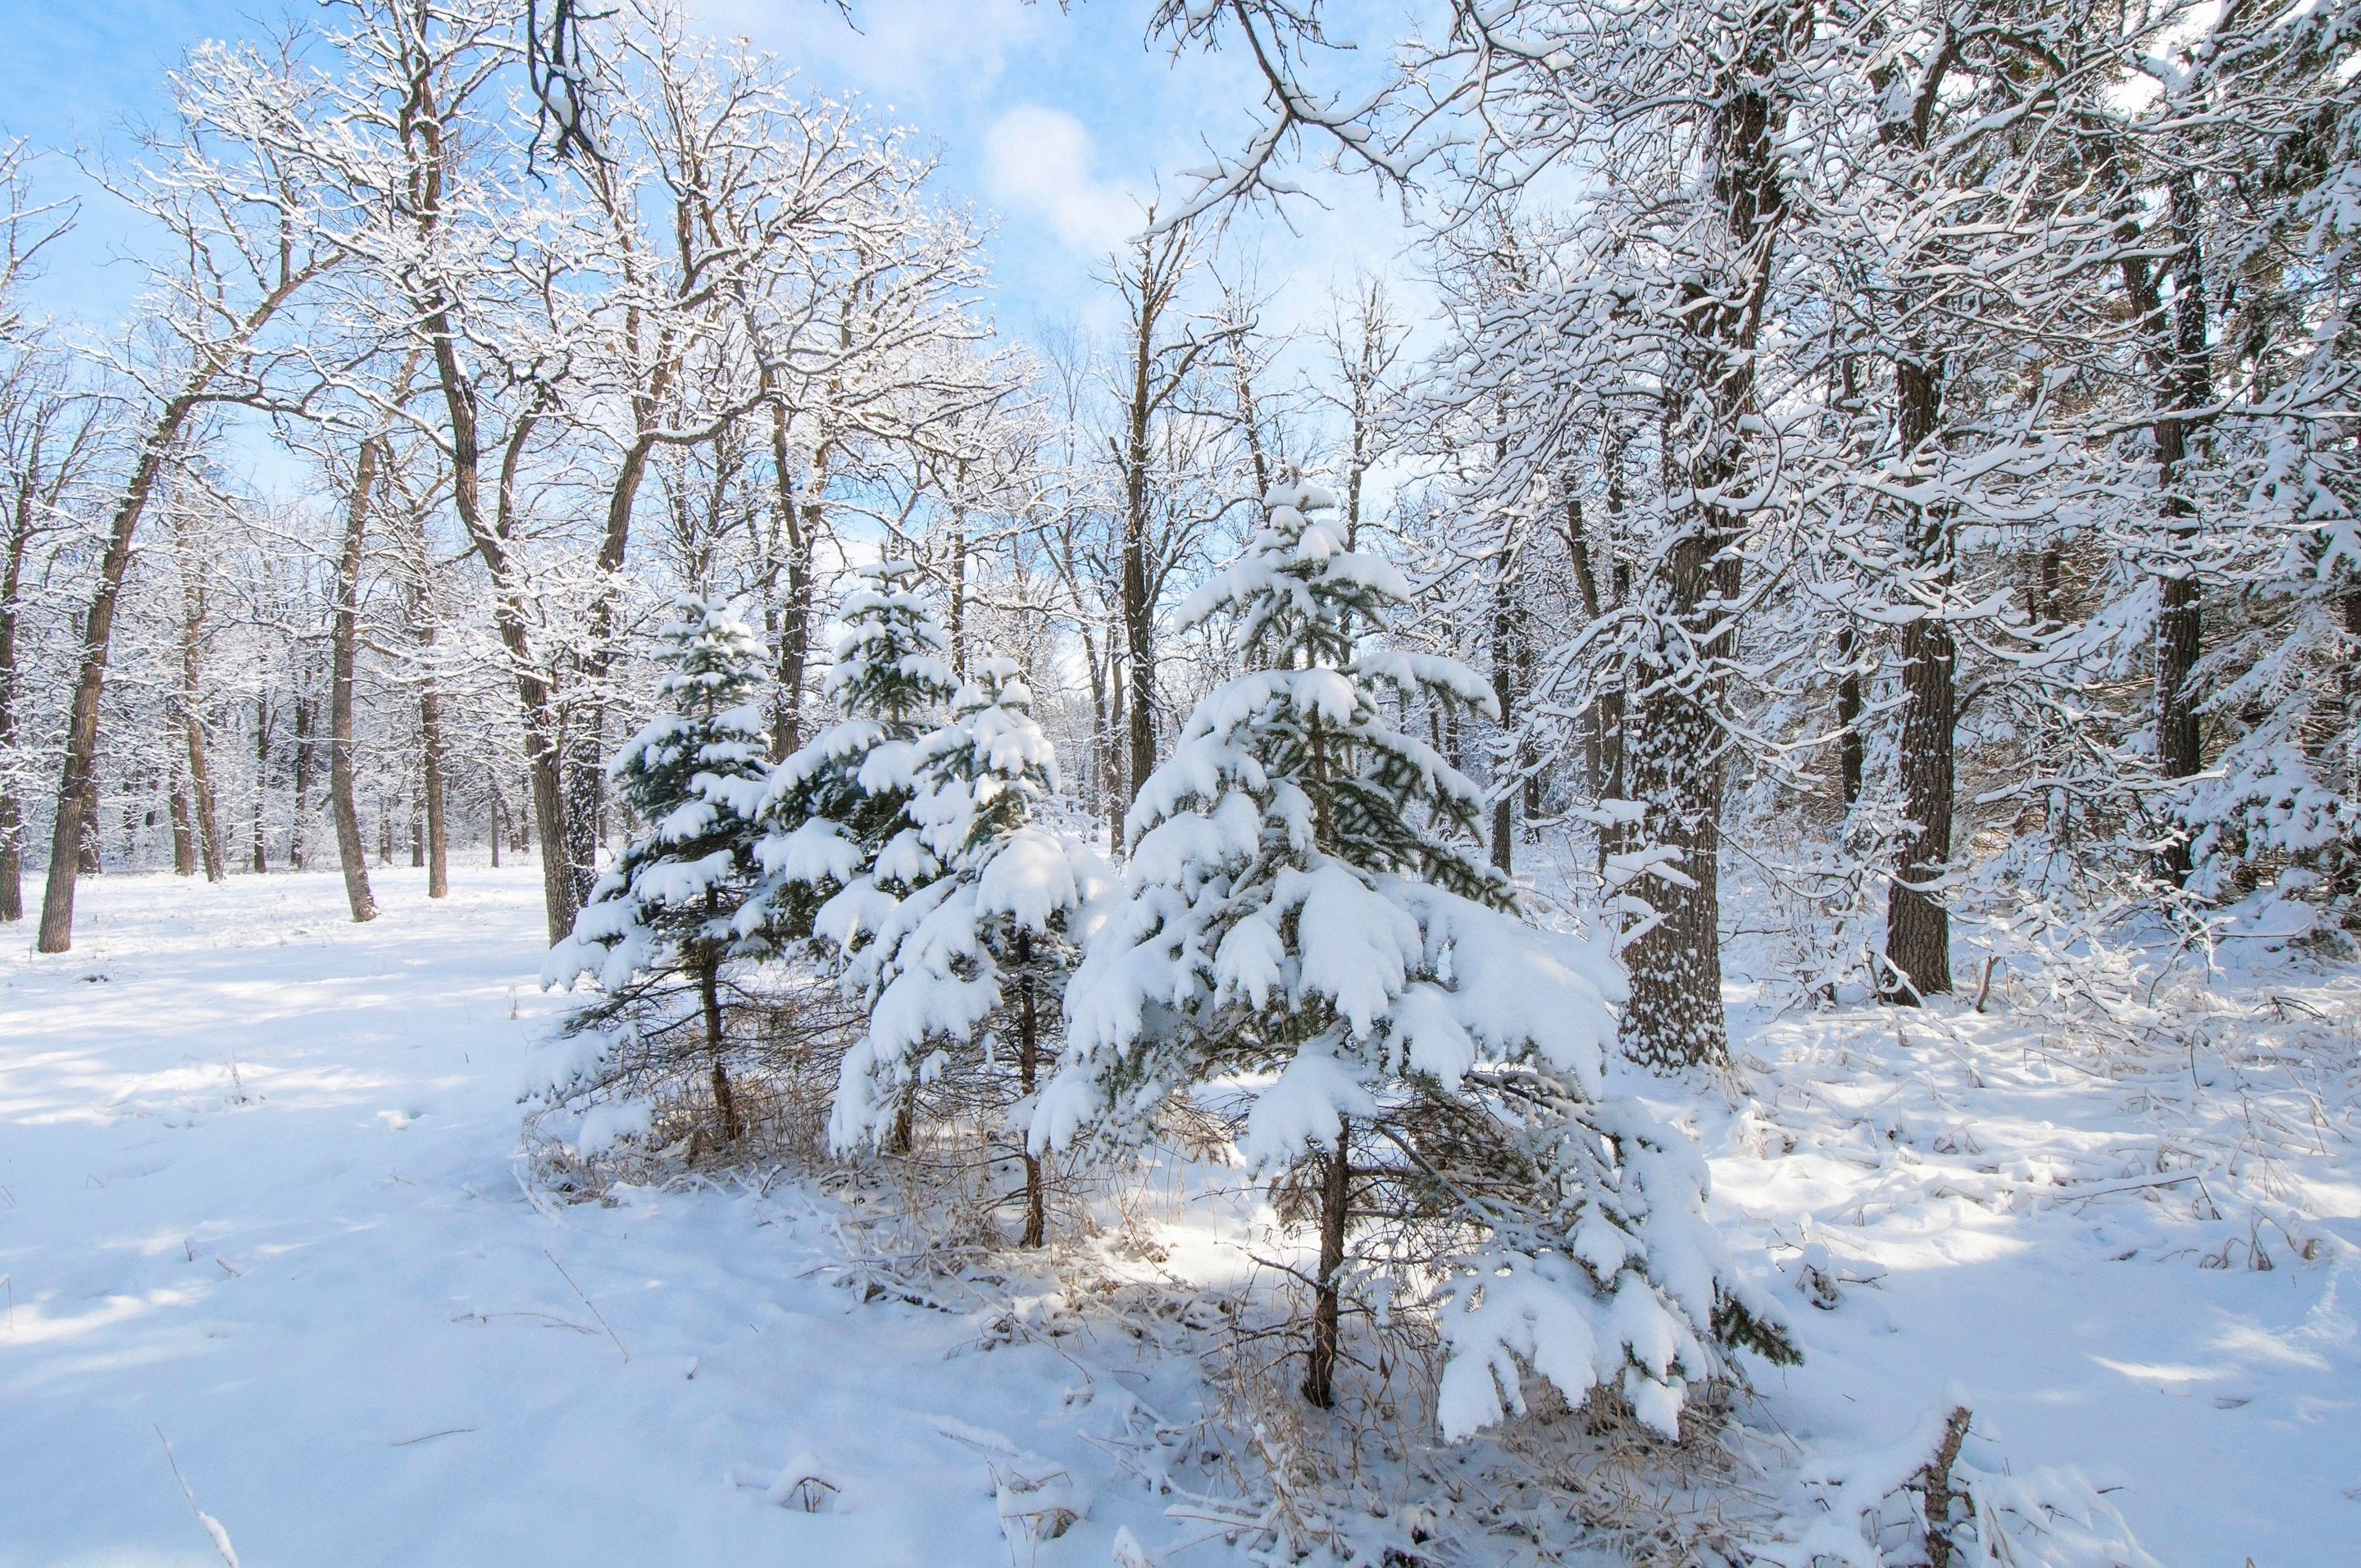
[168, 775, 197, 877]
[1885, 349, 1954, 1002]
[330, 432, 380, 922]
[421, 683, 448, 898]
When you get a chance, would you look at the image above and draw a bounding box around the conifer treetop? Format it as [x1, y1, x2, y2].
[821, 559, 958, 729]
[546, 597, 771, 994]
[1036, 478, 1621, 1166]
[829, 649, 1112, 1152]
[1130, 475, 1506, 901]
[743, 563, 959, 942]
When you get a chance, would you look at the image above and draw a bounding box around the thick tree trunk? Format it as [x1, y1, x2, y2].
[1619, 570, 1733, 1070]
[524, 710, 572, 939]
[1302, 1117, 1352, 1409]
[421, 297, 574, 943]
[1107, 666, 1129, 848]
[2119, 176, 2212, 884]
[183, 705, 225, 884]
[1118, 236, 1182, 812]
[168, 775, 196, 877]
[1887, 611, 1955, 1000]
[1615, 71, 1781, 1070]
[1885, 349, 1954, 1001]
[766, 407, 824, 760]
[330, 433, 379, 923]
[421, 682, 448, 898]
[75, 770, 101, 874]
[562, 707, 602, 905]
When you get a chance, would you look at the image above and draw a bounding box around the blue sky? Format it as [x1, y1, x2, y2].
[1, 0, 1419, 354]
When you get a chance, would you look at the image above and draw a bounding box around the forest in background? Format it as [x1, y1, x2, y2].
[2, 2, 2358, 1561]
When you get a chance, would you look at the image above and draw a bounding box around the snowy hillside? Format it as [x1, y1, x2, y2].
[3, 868, 2351, 1566]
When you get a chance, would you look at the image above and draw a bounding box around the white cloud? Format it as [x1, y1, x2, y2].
[983, 106, 1140, 257]
[690, 0, 1041, 102]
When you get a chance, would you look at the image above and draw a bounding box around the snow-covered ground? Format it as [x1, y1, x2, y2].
[2, 867, 2354, 1565]
[1702, 967, 2361, 1566]
[0, 867, 1190, 1567]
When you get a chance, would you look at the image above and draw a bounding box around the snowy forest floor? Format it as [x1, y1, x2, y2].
[1, 866, 2355, 1566]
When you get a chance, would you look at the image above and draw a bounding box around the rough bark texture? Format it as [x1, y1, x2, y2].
[2118, 175, 2213, 884]
[1886, 348, 1954, 1001]
[1121, 448, 1156, 815]
[75, 772, 100, 874]
[1616, 66, 1784, 1070]
[767, 404, 822, 759]
[330, 432, 380, 923]
[168, 777, 197, 877]
[1918, 1405, 1975, 1568]
[1620, 537, 1737, 1071]
[421, 683, 448, 898]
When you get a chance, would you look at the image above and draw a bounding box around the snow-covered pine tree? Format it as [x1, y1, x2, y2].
[545, 598, 772, 1140]
[743, 561, 958, 1148]
[745, 561, 959, 939]
[1034, 477, 1792, 1425]
[832, 656, 1110, 1243]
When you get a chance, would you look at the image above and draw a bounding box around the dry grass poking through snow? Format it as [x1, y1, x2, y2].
[519, 920, 2361, 1566]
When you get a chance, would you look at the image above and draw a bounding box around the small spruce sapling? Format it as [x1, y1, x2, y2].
[744, 562, 958, 1149]
[744, 561, 959, 946]
[833, 657, 1110, 1243]
[546, 598, 773, 1141]
[1035, 478, 1793, 1428]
